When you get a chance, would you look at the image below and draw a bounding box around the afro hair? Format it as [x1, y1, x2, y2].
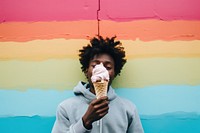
[79, 36, 127, 76]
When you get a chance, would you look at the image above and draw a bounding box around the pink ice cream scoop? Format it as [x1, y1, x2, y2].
[91, 63, 109, 83]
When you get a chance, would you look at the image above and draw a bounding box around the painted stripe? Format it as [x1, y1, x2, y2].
[0, 90, 74, 116]
[0, 20, 200, 42]
[113, 58, 200, 88]
[0, 0, 199, 21]
[0, 59, 85, 90]
[0, 116, 55, 133]
[0, 0, 98, 21]
[0, 39, 200, 61]
[100, 20, 200, 41]
[0, 21, 97, 42]
[0, 114, 200, 133]
[141, 112, 200, 133]
[1, 113, 200, 133]
[0, 58, 200, 90]
[123, 40, 200, 59]
[0, 39, 89, 60]
[100, 0, 200, 21]
[0, 86, 200, 116]
[115, 86, 200, 115]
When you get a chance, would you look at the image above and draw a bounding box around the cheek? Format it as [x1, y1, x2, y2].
[109, 71, 115, 80]
[88, 72, 92, 79]
[86, 68, 93, 78]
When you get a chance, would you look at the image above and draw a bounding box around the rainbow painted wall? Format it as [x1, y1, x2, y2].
[0, 0, 200, 132]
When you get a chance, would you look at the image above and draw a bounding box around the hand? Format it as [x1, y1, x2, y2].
[82, 96, 109, 129]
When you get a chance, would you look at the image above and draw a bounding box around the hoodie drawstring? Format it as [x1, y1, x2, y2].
[97, 119, 103, 133]
[97, 120, 100, 126]
[100, 119, 102, 133]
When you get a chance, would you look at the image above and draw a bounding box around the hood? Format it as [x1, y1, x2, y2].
[73, 81, 117, 103]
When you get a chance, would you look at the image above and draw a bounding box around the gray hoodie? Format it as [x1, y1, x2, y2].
[52, 81, 144, 133]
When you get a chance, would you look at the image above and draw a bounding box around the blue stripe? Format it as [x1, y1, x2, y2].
[115, 85, 200, 115]
[0, 116, 55, 133]
[0, 89, 74, 116]
[0, 85, 200, 116]
[0, 112, 200, 133]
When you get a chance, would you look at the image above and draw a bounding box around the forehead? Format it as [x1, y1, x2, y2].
[90, 54, 114, 64]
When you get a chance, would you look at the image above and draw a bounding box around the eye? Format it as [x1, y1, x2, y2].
[106, 66, 112, 70]
[91, 63, 97, 68]
[91, 65, 96, 68]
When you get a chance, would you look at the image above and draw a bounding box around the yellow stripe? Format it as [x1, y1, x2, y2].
[0, 39, 89, 60]
[0, 58, 199, 90]
[122, 40, 200, 59]
[0, 39, 200, 60]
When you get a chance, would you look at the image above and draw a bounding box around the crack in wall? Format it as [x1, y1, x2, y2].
[97, 0, 101, 36]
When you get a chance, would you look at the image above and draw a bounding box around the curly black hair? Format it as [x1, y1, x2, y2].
[79, 36, 127, 76]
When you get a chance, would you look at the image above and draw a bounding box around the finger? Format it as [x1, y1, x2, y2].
[98, 110, 109, 118]
[93, 101, 109, 111]
[96, 106, 109, 114]
[91, 96, 108, 105]
[99, 96, 108, 101]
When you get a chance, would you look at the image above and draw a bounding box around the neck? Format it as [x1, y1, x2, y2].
[90, 87, 96, 95]
[86, 83, 96, 95]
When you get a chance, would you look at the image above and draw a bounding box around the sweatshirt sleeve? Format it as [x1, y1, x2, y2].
[127, 102, 144, 133]
[51, 104, 91, 133]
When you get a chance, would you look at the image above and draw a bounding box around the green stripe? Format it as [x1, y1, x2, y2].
[113, 58, 200, 88]
[0, 58, 200, 90]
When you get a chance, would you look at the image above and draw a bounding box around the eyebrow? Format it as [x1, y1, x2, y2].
[91, 60, 113, 65]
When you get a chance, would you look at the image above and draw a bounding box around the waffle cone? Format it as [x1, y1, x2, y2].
[93, 80, 108, 99]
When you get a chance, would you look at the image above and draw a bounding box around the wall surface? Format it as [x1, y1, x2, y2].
[0, 0, 200, 133]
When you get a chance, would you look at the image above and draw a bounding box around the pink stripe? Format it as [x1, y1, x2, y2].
[100, 0, 200, 21]
[0, 0, 98, 22]
[0, 0, 199, 22]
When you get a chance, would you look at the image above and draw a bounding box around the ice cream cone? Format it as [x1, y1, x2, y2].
[93, 80, 108, 99]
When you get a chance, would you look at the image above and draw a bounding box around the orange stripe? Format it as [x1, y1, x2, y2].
[100, 20, 200, 41]
[0, 21, 97, 42]
[0, 20, 200, 42]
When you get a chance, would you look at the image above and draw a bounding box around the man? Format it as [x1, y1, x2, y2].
[52, 36, 144, 133]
